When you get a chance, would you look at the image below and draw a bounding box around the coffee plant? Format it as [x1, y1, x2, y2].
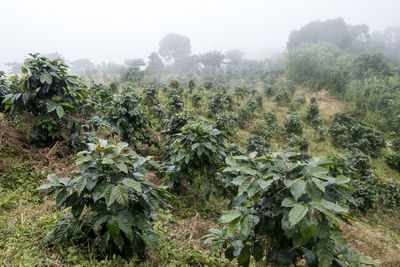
[328, 113, 385, 157]
[206, 91, 234, 117]
[245, 130, 271, 154]
[284, 113, 304, 136]
[191, 94, 202, 109]
[164, 122, 227, 196]
[205, 152, 376, 266]
[3, 53, 86, 146]
[38, 139, 168, 258]
[287, 134, 309, 152]
[105, 90, 153, 147]
[215, 111, 238, 136]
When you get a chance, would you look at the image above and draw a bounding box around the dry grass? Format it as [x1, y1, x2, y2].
[341, 220, 400, 266]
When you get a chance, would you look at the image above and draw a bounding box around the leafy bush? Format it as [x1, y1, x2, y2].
[287, 135, 309, 151]
[38, 139, 168, 259]
[206, 91, 233, 116]
[245, 130, 271, 154]
[330, 152, 400, 210]
[166, 89, 184, 114]
[385, 153, 400, 171]
[205, 152, 375, 266]
[274, 90, 291, 106]
[263, 111, 278, 129]
[215, 111, 238, 136]
[164, 122, 226, 196]
[328, 113, 385, 157]
[0, 71, 11, 113]
[4, 54, 86, 146]
[284, 113, 303, 135]
[290, 96, 306, 112]
[190, 94, 202, 109]
[105, 90, 153, 147]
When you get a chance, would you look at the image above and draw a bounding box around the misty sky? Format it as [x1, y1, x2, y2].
[0, 0, 399, 68]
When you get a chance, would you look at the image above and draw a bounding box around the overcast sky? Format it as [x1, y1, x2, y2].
[0, 0, 399, 68]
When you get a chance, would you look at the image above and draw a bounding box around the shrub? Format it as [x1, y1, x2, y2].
[191, 94, 202, 109]
[105, 90, 153, 146]
[205, 152, 375, 266]
[246, 130, 271, 154]
[385, 153, 400, 171]
[164, 122, 226, 196]
[215, 111, 238, 136]
[206, 91, 233, 116]
[263, 111, 277, 128]
[287, 135, 309, 151]
[284, 113, 303, 135]
[38, 139, 168, 259]
[4, 53, 86, 146]
[274, 90, 291, 106]
[328, 113, 385, 157]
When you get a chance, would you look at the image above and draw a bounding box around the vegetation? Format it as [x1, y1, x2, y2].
[2, 17, 400, 266]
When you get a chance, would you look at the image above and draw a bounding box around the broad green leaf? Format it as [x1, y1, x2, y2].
[219, 210, 242, 224]
[240, 215, 253, 239]
[75, 177, 87, 195]
[115, 162, 128, 173]
[316, 238, 335, 267]
[102, 157, 114, 165]
[93, 214, 110, 229]
[238, 177, 252, 195]
[105, 185, 115, 207]
[247, 181, 259, 198]
[226, 216, 241, 236]
[106, 217, 120, 237]
[46, 101, 57, 113]
[44, 73, 52, 84]
[320, 199, 348, 213]
[56, 105, 64, 118]
[249, 151, 257, 159]
[253, 243, 264, 261]
[122, 178, 142, 193]
[258, 179, 273, 190]
[225, 156, 237, 167]
[115, 210, 134, 235]
[335, 175, 350, 184]
[288, 204, 308, 226]
[237, 245, 251, 266]
[281, 197, 297, 208]
[300, 217, 318, 239]
[311, 177, 325, 193]
[289, 179, 306, 201]
[239, 166, 258, 176]
[47, 173, 60, 184]
[113, 185, 129, 207]
[37, 183, 53, 190]
[56, 189, 69, 207]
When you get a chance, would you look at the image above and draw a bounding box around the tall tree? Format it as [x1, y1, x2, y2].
[159, 33, 191, 62]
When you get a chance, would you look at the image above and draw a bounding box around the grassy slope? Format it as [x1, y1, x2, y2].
[1, 85, 400, 266]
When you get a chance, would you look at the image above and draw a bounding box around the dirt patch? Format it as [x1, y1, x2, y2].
[0, 117, 74, 177]
[341, 221, 400, 266]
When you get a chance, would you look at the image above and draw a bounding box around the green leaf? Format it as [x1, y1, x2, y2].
[122, 178, 142, 193]
[316, 238, 334, 267]
[93, 184, 107, 202]
[56, 105, 64, 118]
[44, 73, 52, 84]
[225, 157, 237, 167]
[101, 157, 114, 165]
[37, 183, 53, 190]
[335, 175, 350, 184]
[311, 177, 325, 193]
[21, 66, 27, 74]
[320, 199, 348, 213]
[219, 210, 242, 224]
[238, 178, 252, 195]
[106, 217, 120, 237]
[281, 197, 297, 208]
[226, 217, 241, 236]
[253, 243, 264, 262]
[289, 179, 306, 201]
[300, 217, 318, 239]
[258, 179, 273, 190]
[115, 162, 128, 173]
[105, 185, 115, 207]
[239, 166, 257, 176]
[75, 177, 87, 195]
[237, 245, 251, 266]
[47, 173, 60, 184]
[113, 185, 129, 207]
[115, 210, 134, 235]
[240, 215, 253, 239]
[46, 101, 58, 113]
[288, 204, 308, 226]
[56, 189, 69, 207]
[249, 151, 257, 159]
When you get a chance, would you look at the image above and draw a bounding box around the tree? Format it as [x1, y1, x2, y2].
[197, 51, 225, 71]
[146, 52, 164, 73]
[159, 33, 191, 62]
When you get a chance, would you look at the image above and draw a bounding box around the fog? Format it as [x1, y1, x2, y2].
[0, 0, 399, 68]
